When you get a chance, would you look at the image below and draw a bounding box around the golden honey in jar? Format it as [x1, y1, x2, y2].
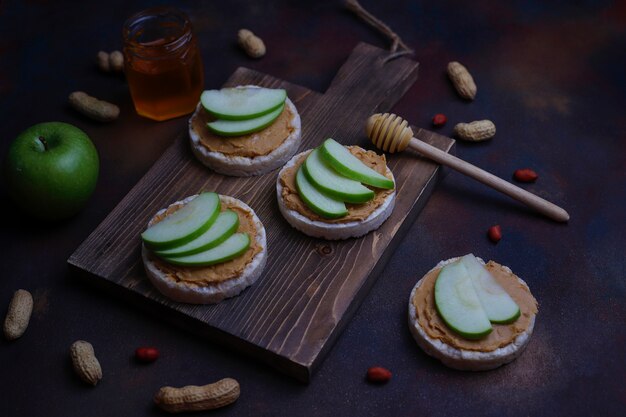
[123, 7, 204, 121]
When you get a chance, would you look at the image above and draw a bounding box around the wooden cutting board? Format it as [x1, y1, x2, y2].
[68, 43, 455, 382]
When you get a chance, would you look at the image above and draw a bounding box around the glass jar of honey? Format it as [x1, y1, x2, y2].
[123, 7, 204, 121]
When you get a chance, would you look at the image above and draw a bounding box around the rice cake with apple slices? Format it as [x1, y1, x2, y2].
[189, 85, 301, 176]
[142, 195, 267, 304]
[408, 256, 538, 371]
[277, 146, 395, 240]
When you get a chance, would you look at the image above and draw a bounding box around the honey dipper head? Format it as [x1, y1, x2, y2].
[366, 113, 413, 153]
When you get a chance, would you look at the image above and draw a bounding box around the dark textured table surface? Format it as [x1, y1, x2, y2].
[1, 1, 625, 416]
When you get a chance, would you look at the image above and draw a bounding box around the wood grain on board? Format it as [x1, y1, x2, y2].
[68, 43, 455, 382]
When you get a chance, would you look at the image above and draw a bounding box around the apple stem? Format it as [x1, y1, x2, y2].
[38, 136, 49, 151]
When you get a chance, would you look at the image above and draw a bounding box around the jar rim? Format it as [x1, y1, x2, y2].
[122, 6, 193, 56]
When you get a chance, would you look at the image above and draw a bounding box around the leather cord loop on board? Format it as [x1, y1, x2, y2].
[345, 0, 414, 63]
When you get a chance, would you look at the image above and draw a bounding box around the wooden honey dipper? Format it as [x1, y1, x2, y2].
[366, 113, 570, 222]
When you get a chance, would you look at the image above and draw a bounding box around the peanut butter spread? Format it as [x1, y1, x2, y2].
[279, 146, 394, 223]
[191, 104, 295, 158]
[149, 198, 262, 285]
[413, 261, 538, 352]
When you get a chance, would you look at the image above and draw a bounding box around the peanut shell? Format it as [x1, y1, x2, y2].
[3, 289, 33, 340]
[447, 61, 477, 100]
[154, 378, 240, 413]
[70, 340, 102, 386]
[454, 120, 496, 142]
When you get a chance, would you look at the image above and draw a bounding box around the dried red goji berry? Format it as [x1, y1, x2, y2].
[366, 366, 392, 384]
[487, 225, 502, 243]
[513, 168, 538, 183]
[135, 347, 159, 363]
[432, 113, 447, 127]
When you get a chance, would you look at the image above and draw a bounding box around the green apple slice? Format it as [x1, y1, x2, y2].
[201, 87, 287, 120]
[154, 211, 239, 258]
[295, 166, 347, 219]
[460, 254, 521, 324]
[303, 148, 375, 204]
[160, 233, 251, 267]
[206, 104, 284, 137]
[434, 260, 493, 339]
[142, 192, 220, 250]
[320, 138, 394, 189]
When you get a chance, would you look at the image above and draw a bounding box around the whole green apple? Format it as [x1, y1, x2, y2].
[4, 122, 99, 220]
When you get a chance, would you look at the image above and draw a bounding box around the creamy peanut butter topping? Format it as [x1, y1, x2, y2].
[279, 146, 394, 223]
[413, 261, 538, 352]
[149, 198, 262, 285]
[190, 104, 295, 157]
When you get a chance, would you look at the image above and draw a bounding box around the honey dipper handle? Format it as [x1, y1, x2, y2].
[407, 138, 570, 222]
